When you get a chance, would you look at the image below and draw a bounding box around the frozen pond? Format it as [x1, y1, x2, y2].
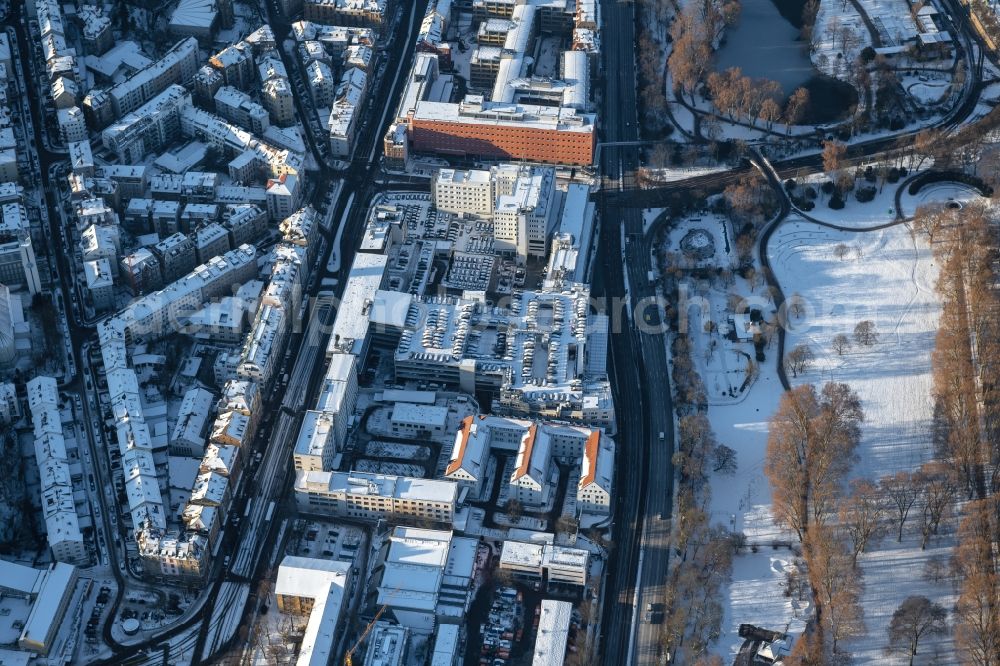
[714, 0, 857, 122]
[715, 0, 814, 95]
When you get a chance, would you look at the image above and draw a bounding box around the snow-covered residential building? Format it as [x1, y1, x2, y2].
[56, 106, 88, 143]
[445, 415, 491, 497]
[170, 387, 215, 456]
[0, 381, 19, 424]
[577, 429, 614, 515]
[101, 84, 189, 163]
[213, 86, 270, 134]
[237, 304, 287, 388]
[210, 410, 251, 448]
[26, 377, 88, 566]
[83, 258, 115, 312]
[80, 224, 120, 272]
[208, 42, 255, 90]
[261, 74, 296, 126]
[217, 378, 262, 438]
[509, 423, 551, 507]
[104, 37, 199, 118]
[303, 0, 388, 29]
[266, 174, 302, 222]
[305, 60, 336, 108]
[327, 68, 367, 157]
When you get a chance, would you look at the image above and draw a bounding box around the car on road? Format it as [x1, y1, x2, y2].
[645, 602, 665, 624]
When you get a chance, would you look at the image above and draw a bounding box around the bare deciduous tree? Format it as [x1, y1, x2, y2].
[808, 526, 866, 655]
[854, 320, 879, 346]
[832, 334, 851, 356]
[887, 596, 948, 665]
[951, 498, 1000, 665]
[786, 344, 815, 378]
[788, 292, 806, 319]
[822, 140, 849, 192]
[713, 444, 737, 475]
[765, 383, 863, 541]
[839, 479, 886, 566]
[881, 471, 919, 542]
[915, 461, 958, 549]
[784, 87, 811, 131]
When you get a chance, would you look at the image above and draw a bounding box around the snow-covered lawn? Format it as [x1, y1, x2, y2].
[696, 177, 991, 660]
[771, 219, 939, 475]
[661, 209, 810, 656]
[708, 355, 809, 658]
[769, 218, 956, 662]
[898, 182, 987, 218]
[794, 182, 903, 228]
[811, 0, 870, 81]
[902, 75, 952, 106]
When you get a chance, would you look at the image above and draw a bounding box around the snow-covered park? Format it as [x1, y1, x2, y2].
[688, 178, 993, 662]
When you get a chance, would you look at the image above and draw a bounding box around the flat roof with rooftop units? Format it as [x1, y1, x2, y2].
[326, 253, 388, 359]
[531, 599, 572, 666]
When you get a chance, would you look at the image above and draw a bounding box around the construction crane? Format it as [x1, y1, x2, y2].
[344, 587, 399, 666]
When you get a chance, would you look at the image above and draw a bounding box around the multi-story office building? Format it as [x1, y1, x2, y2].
[294, 470, 458, 524]
[498, 540, 589, 588]
[492, 164, 556, 260]
[376, 527, 477, 633]
[394, 284, 615, 429]
[275, 556, 353, 666]
[409, 96, 596, 166]
[293, 353, 358, 471]
[431, 168, 494, 216]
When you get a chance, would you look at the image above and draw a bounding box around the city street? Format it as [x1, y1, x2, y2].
[594, 1, 676, 665]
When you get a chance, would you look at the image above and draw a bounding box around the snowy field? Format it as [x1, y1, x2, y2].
[707, 354, 808, 657]
[810, 0, 870, 81]
[769, 218, 952, 663]
[698, 178, 992, 661]
[898, 182, 987, 217]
